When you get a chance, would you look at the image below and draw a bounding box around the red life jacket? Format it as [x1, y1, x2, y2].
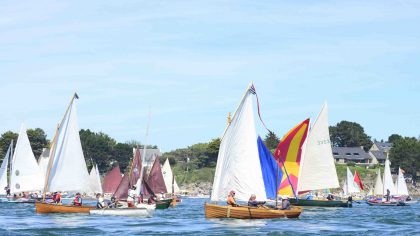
[74, 196, 82, 206]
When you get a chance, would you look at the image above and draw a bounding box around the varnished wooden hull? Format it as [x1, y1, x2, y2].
[35, 202, 94, 214]
[204, 203, 302, 219]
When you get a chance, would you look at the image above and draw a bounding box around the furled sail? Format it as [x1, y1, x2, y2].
[395, 167, 408, 196]
[162, 158, 180, 194]
[46, 95, 92, 193]
[11, 124, 44, 193]
[383, 158, 396, 195]
[0, 143, 12, 194]
[257, 136, 281, 199]
[103, 165, 122, 194]
[345, 167, 360, 194]
[211, 86, 266, 202]
[89, 164, 103, 194]
[297, 103, 339, 192]
[373, 169, 384, 196]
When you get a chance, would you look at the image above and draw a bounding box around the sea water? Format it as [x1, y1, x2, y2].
[0, 198, 419, 235]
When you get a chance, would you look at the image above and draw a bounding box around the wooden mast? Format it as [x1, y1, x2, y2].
[42, 93, 79, 202]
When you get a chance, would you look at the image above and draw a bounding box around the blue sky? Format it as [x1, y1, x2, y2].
[1, 1, 419, 152]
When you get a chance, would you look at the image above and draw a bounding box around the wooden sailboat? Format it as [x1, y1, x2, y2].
[205, 84, 303, 219]
[289, 103, 350, 207]
[143, 155, 172, 209]
[36, 94, 94, 213]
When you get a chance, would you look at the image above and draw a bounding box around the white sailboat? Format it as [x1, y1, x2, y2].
[10, 124, 44, 194]
[36, 94, 94, 214]
[383, 158, 396, 195]
[344, 167, 360, 194]
[395, 167, 408, 196]
[162, 158, 180, 194]
[0, 142, 12, 195]
[373, 169, 383, 196]
[89, 164, 103, 194]
[205, 84, 303, 219]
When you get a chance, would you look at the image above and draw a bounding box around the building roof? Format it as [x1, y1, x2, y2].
[373, 141, 393, 152]
[370, 150, 387, 160]
[132, 148, 161, 166]
[332, 146, 371, 161]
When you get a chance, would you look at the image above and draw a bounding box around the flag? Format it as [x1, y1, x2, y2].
[354, 170, 364, 190]
[274, 119, 310, 196]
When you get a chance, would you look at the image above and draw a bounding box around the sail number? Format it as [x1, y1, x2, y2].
[317, 139, 331, 145]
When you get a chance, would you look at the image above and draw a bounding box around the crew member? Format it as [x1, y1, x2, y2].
[73, 193, 83, 206]
[227, 190, 238, 207]
[248, 194, 265, 207]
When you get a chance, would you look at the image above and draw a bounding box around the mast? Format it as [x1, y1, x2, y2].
[137, 108, 152, 194]
[8, 140, 13, 188]
[42, 93, 78, 202]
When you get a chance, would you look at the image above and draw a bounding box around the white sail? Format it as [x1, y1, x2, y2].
[342, 179, 348, 195]
[367, 188, 373, 196]
[38, 148, 50, 179]
[383, 158, 396, 195]
[345, 167, 359, 194]
[297, 103, 339, 192]
[395, 167, 409, 196]
[162, 158, 180, 194]
[373, 169, 383, 195]
[0, 144, 11, 194]
[47, 97, 92, 193]
[211, 86, 266, 202]
[10, 124, 44, 193]
[89, 164, 103, 194]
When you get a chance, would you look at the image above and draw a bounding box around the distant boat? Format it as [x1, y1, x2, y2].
[289, 103, 350, 207]
[205, 84, 303, 219]
[102, 165, 122, 194]
[162, 158, 180, 194]
[36, 93, 94, 214]
[343, 167, 360, 195]
[373, 169, 384, 196]
[89, 164, 103, 194]
[0, 142, 12, 196]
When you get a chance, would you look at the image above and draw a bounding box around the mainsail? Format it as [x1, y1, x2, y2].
[144, 155, 167, 195]
[103, 165, 122, 194]
[211, 85, 266, 202]
[162, 158, 180, 194]
[45, 94, 92, 193]
[89, 164, 103, 194]
[395, 167, 408, 196]
[0, 143, 12, 194]
[383, 158, 396, 195]
[297, 103, 339, 192]
[373, 169, 384, 195]
[11, 124, 44, 193]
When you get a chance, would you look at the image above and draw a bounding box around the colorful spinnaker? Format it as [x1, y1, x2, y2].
[274, 119, 309, 196]
[257, 136, 282, 199]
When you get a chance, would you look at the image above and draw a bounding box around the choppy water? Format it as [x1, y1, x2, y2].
[0, 198, 419, 235]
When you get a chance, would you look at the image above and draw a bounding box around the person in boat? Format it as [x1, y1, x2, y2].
[248, 194, 265, 207]
[109, 196, 117, 208]
[406, 196, 412, 201]
[72, 192, 83, 206]
[385, 189, 391, 202]
[159, 192, 165, 200]
[127, 186, 137, 207]
[52, 192, 62, 204]
[227, 190, 238, 207]
[4, 185, 10, 196]
[147, 195, 156, 204]
[138, 193, 144, 204]
[281, 197, 291, 210]
[96, 193, 105, 209]
[347, 195, 353, 203]
[327, 194, 334, 201]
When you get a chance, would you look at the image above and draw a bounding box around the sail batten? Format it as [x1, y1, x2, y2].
[297, 103, 339, 192]
[211, 87, 266, 202]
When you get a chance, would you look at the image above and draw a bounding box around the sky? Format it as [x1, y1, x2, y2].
[1, 0, 419, 152]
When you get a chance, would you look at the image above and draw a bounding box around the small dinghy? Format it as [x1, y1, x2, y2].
[366, 200, 406, 206]
[90, 204, 155, 217]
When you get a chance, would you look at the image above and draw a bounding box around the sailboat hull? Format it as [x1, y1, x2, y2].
[90, 207, 154, 217]
[35, 202, 94, 213]
[289, 198, 351, 207]
[156, 198, 172, 209]
[204, 203, 302, 219]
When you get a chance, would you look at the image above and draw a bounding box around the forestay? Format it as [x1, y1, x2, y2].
[47, 97, 92, 193]
[395, 168, 408, 196]
[373, 169, 384, 195]
[211, 87, 266, 202]
[383, 158, 396, 195]
[0, 143, 11, 194]
[162, 158, 180, 194]
[11, 124, 44, 193]
[89, 164, 103, 194]
[297, 103, 339, 192]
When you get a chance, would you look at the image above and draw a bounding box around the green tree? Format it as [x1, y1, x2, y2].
[388, 134, 403, 143]
[329, 121, 373, 151]
[389, 137, 420, 178]
[27, 128, 49, 159]
[264, 131, 280, 151]
[113, 143, 133, 173]
[0, 131, 18, 160]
